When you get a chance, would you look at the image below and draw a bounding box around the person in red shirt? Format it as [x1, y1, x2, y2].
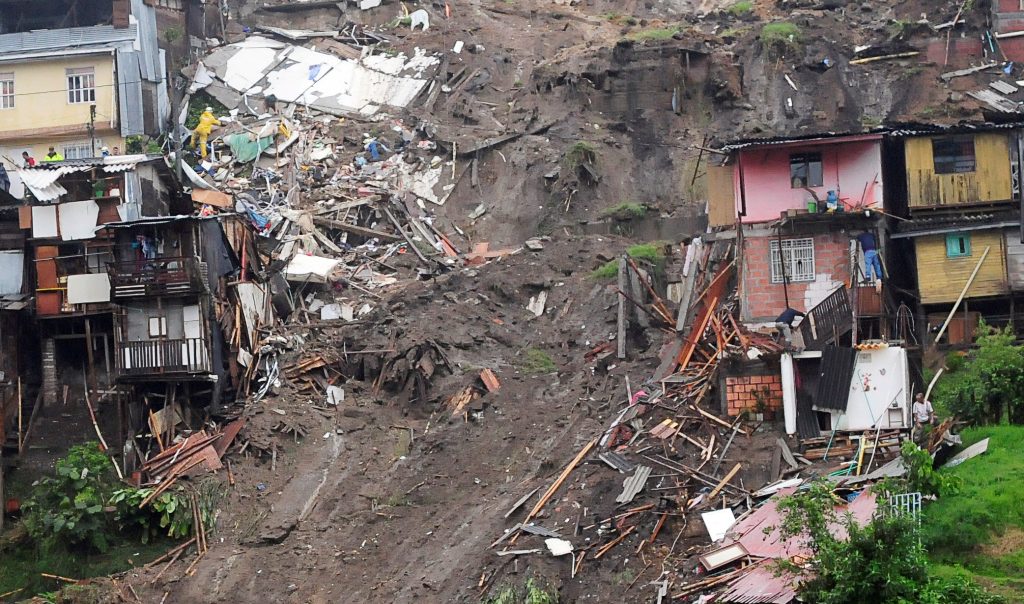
[21, 151, 35, 167]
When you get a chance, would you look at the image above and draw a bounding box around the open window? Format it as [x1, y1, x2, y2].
[932, 137, 976, 174]
[945, 232, 971, 258]
[789, 153, 823, 188]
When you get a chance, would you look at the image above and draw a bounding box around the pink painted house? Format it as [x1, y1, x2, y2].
[711, 133, 889, 324]
[729, 133, 885, 223]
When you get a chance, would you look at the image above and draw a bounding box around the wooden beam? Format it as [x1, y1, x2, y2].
[934, 246, 991, 343]
[312, 215, 401, 242]
[707, 463, 741, 501]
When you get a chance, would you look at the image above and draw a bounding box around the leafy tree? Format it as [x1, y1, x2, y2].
[22, 443, 117, 552]
[934, 323, 1024, 424]
[776, 481, 1001, 604]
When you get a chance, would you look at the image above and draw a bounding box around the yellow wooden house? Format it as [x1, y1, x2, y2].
[892, 126, 1023, 342]
[903, 132, 1016, 209]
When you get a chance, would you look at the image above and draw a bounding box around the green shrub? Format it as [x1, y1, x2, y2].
[22, 443, 117, 552]
[591, 242, 667, 279]
[761, 22, 801, 57]
[777, 481, 1003, 604]
[728, 1, 753, 16]
[600, 202, 648, 221]
[111, 487, 197, 543]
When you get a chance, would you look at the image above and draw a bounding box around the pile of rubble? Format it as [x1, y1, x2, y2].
[476, 239, 945, 603]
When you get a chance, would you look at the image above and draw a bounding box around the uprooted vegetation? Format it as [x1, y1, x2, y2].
[760, 22, 801, 58]
[599, 201, 648, 221]
[592, 242, 667, 279]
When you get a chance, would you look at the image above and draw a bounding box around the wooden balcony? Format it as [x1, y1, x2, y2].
[108, 257, 203, 298]
[116, 338, 212, 377]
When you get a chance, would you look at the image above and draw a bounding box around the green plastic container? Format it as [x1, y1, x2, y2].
[807, 200, 817, 213]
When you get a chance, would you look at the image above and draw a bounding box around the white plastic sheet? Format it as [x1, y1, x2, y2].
[31, 205, 58, 238]
[59, 200, 101, 240]
[0, 251, 24, 295]
[66, 273, 111, 304]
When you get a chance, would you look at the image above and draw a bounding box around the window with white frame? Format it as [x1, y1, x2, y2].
[0, 73, 13, 109]
[66, 67, 96, 104]
[770, 238, 815, 283]
[62, 142, 94, 159]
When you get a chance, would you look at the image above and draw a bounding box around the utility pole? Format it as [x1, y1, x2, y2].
[88, 104, 97, 156]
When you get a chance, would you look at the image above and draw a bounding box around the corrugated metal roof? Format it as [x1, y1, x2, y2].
[615, 465, 652, 504]
[887, 120, 1024, 137]
[813, 346, 858, 413]
[599, 451, 636, 473]
[717, 560, 801, 603]
[721, 131, 884, 152]
[28, 155, 157, 169]
[0, 24, 137, 59]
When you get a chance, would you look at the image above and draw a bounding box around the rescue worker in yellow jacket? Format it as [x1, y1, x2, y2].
[192, 107, 221, 159]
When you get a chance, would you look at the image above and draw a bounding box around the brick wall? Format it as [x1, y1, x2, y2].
[741, 231, 852, 321]
[725, 373, 783, 418]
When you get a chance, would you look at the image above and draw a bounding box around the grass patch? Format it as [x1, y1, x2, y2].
[0, 529, 171, 599]
[727, 1, 753, 16]
[591, 242, 668, 279]
[626, 27, 679, 41]
[760, 22, 801, 58]
[925, 425, 1024, 601]
[520, 348, 557, 374]
[483, 577, 558, 604]
[720, 26, 751, 39]
[600, 201, 648, 221]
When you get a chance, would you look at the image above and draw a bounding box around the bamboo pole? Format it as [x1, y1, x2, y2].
[17, 377, 22, 453]
[511, 438, 596, 545]
[934, 246, 991, 344]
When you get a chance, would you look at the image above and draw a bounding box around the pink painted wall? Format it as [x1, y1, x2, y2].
[734, 138, 884, 224]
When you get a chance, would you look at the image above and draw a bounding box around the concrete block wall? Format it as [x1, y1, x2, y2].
[725, 373, 783, 418]
[742, 231, 852, 321]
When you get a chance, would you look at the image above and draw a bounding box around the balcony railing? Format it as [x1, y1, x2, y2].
[116, 338, 211, 377]
[108, 257, 202, 298]
[799, 285, 853, 351]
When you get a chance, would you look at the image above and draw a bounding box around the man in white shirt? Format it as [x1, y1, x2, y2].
[913, 393, 935, 427]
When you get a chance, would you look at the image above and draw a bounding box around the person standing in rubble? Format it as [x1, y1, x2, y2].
[912, 392, 936, 445]
[855, 230, 883, 292]
[192, 107, 221, 160]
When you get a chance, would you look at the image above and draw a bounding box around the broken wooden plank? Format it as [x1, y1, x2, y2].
[940, 62, 998, 82]
[616, 257, 627, 359]
[519, 439, 597, 533]
[707, 463, 741, 501]
[849, 51, 919, 65]
[503, 486, 542, 519]
[776, 437, 799, 469]
[480, 368, 501, 392]
[312, 215, 401, 242]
